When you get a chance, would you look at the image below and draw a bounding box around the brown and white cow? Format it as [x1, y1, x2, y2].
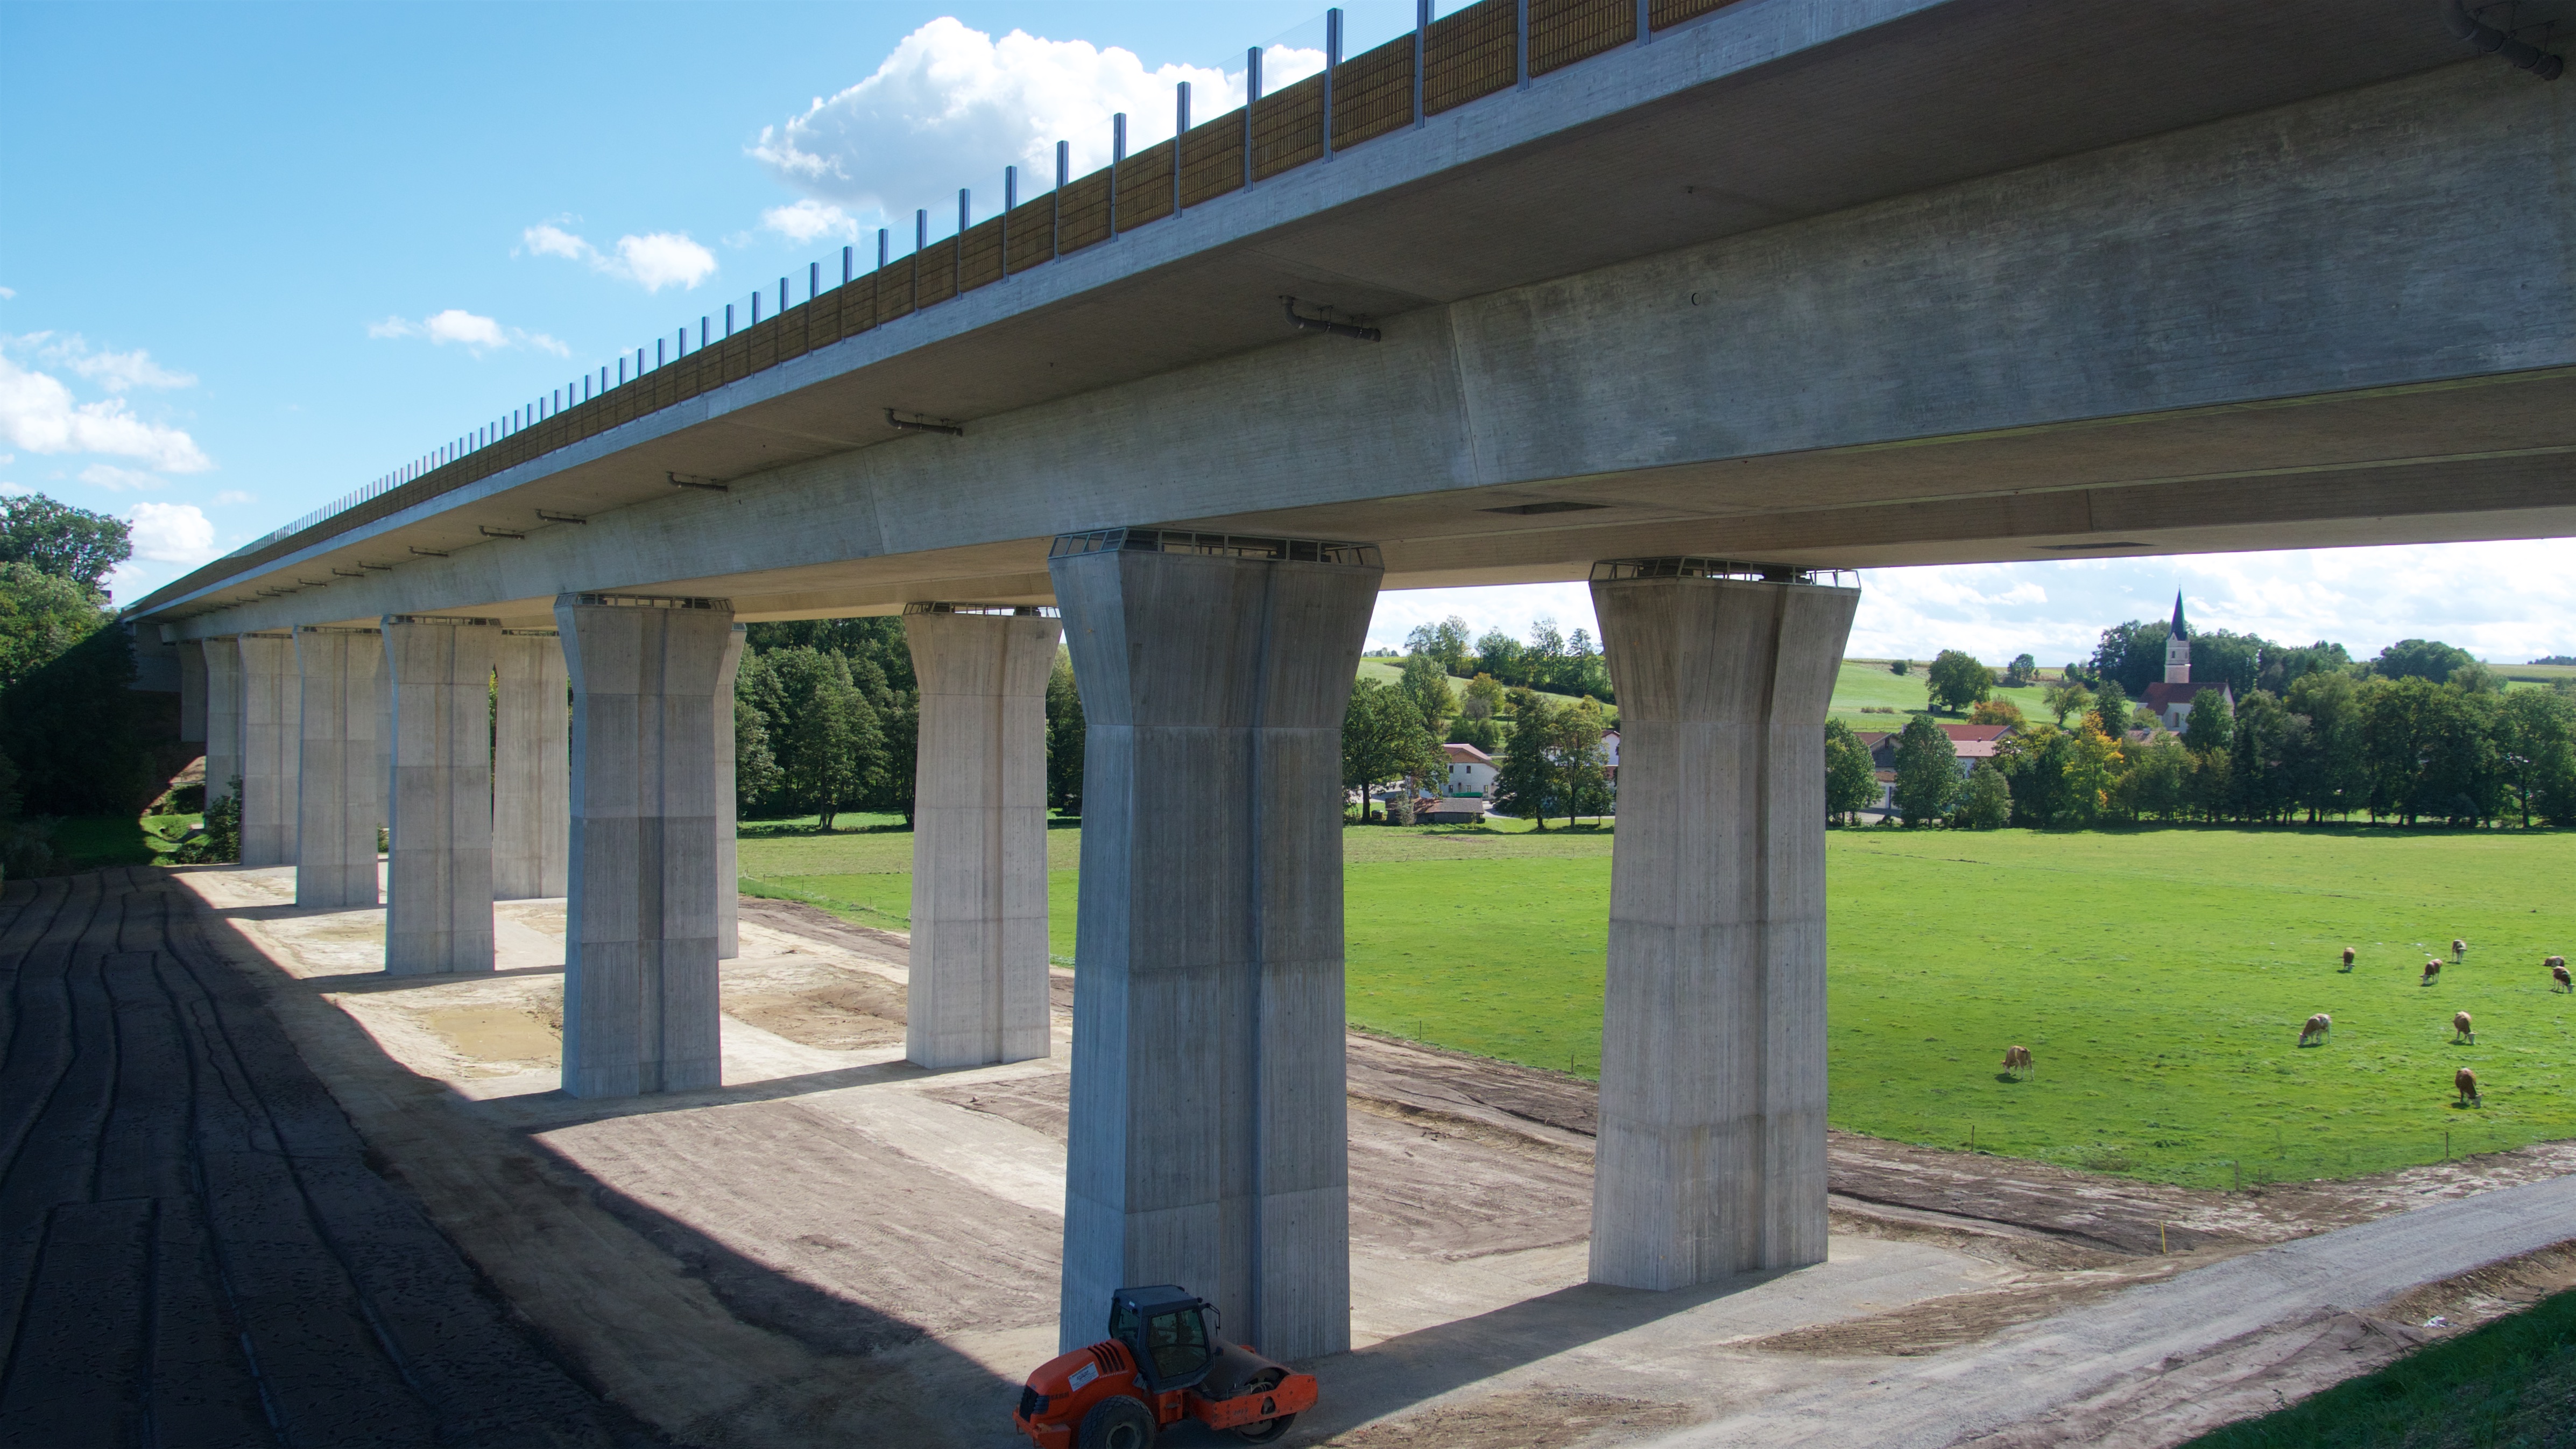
[2299, 1013, 2332, 1046]
[2453, 1011, 2475, 1044]
[2423, 959, 2443, 985]
[2002, 1045, 2034, 1076]
[2456, 1066, 2480, 1105]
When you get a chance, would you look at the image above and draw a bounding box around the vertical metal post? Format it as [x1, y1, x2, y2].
[1415, 0, 1430, 125]
[1003, 165, 1017, 278]
[809, 261, 820, 300]
[1638, 0, 1651, 44]
[777, 276, 787, 314]
[750, 290, 760, 326]
[957, 188, 970, 292]
[914, 209, 927, 311]
[878, 227, 890, 271]
[1244, 47, 1262, 186]
[1174, 83, 1190, 215]
[725, 304, 735, 337]
[1324, 9, 1342, 158]
[1517, 0, 1530, 86]
[1111, 112, 1125, 234]
[699, 317, 709, 349]
[1054, 140, 1069, 258]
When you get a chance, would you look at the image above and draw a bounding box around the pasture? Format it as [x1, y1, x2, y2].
[738, 821, 2576, 1188]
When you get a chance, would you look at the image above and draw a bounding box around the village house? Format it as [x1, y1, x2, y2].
[1854, 722, 2017, 813]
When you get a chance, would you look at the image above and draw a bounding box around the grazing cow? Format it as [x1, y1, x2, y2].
[2456, 1066, 2480, 1105]
[2553, 961, 2572, 994]
[2423, 959, 2442, 985]
[2453, 1011, 2475, 1044]
[2454, 939, 2468, 964]
[2341, 946, 2356, 970]
[2002, 1045, 2034, 1075]
[2299, 1013, 2332, 1046]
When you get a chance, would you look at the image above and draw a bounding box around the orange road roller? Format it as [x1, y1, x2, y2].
[1014, 1284, 1317, 1447]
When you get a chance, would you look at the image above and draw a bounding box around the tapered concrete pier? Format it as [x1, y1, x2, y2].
[202, 638, 242, 806]
[556, 593, 735, 1099]
[715, 624, 745, 961]
[294, 628, 385, 908]
[1050, 530, 1380, 1360]
[1587, 562, 1859, 1289]
[178, 636, 207, 743]
[237, 634, 301, 866]
[901, 604, 1061, 1069]
[493, 630, 570, 901]
[384, 617, 500, 974]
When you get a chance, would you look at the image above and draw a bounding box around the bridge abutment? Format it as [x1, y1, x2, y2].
[292, 627, 379, 906]
[493, 630, 571, 902]
[900, 606, 1060, 1069]
[384, 617, 500, 974]
[1587, 566, 1857, 1290]
[1049, 532, 1379, 1361]
[556, 593, 733, 1099]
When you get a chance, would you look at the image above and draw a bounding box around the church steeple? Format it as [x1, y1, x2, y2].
[2165, 592, 2191, 684]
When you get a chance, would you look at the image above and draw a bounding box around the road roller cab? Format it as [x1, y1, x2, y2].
[1013, 1285, 1317, 1447]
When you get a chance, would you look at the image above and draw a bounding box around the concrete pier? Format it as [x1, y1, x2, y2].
[202, 638, 242, 805]
[556, 593, 735, 1099]
[384, 617, 500, 974]
[715, 624, 745, 961]
[178, 637, 207, 743]
[1049, 530, 1380, 1360]
[1586, 563, 1858, 1289]
[237, 634, 301, 868]
[493, 630, 570, 901]
[293, 628, 385, 908]
[901, 604, 1061, 1069]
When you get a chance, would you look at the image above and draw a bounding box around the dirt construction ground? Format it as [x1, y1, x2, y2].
[170, 864, 2576, 1448]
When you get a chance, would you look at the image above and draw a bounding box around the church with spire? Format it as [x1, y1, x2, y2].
[2140, 593, 2232, 731]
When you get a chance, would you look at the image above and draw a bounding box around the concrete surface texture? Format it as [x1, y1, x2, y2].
[900, 608, 1061, 1069]
[200, 637, 241, 805]
[715, 624, 744, 961]
[492, 630, 570, 901]
[1050, 541, 1380, 1361]
[236, 633, 301, 867]
[292, 627, 380, 908]
[1590, 574, 1860, 1290]
[555, 593, 733, 1099]
[177, 634, 206, 743]
[384, 616, 501, 975]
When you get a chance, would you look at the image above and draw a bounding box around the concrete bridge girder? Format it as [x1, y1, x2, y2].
[156, 59, 2573, 642]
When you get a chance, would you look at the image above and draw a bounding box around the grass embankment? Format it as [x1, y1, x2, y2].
[740, 820, 2576, 1188]
[2182, 1286, 2576, 1447]
[1829, 659, 2057, 727]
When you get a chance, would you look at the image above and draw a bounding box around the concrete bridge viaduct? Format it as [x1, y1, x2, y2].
[123, 0, 2574, 1361]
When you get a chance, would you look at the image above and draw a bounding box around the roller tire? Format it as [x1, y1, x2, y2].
[1233, 1369, 1291, 1444]
[1078, 1395, 1156, 1449]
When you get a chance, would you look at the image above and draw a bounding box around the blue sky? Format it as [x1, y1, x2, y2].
[4, 2, 2568, 667]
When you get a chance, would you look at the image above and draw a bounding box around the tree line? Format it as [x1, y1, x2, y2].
[1401, 615, 1614, 703]
[0, 494, 158, 878]
[1826, 627, 2576, 831]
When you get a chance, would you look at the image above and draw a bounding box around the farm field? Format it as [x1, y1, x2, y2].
[738, 820, 2576, 1188]
[1828, 658, 2057, 726]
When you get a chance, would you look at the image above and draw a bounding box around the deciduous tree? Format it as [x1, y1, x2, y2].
[1892, 715, 1959, 826]
[1824, 719, 1879, 823]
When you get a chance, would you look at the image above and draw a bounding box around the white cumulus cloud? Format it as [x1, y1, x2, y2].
[519, 221, 719, 292]
[29, 333, 197, 392]
[126, 501, 217, 564]
[80, 463, 168, 492]
[368, 309, 569, 356]
[750, 19, 1307, 232]
[761, 199, 862, 245]
[0, 351, 213, 473]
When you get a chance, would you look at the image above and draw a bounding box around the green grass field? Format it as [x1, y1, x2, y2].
[2182, 1285, 2576, 1448]
[740, 819, 2576, 1188]
[1829, 659, 2059, 726]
